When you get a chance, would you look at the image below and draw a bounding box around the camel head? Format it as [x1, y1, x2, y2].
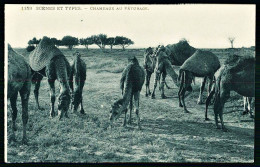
[57, 92, 71, 119]
[153, 45, 168, 73]
[73, 51, 81, 57]
[109, 99, 125, 123]
[143, 47, 156, 71]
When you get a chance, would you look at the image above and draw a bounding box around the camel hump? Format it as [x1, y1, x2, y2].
[180, 50, 220, 77]
[166, 40, 196, 65]
[29, 36, 63, 71]
[229, 56, 255, 73]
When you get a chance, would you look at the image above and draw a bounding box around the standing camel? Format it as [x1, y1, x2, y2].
[70, 51, 86, 115]
[110, 56, 145, 129]
[205, 56, 255, 131]
[29, 36, 72, 120]
[151, 40, 197, 100]
[178, 50, 220, 113]
[143, 46, 172, 98]
[8, 44, 31, 143]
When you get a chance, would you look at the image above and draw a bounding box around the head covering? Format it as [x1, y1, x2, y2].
[29, 36, 63, 71]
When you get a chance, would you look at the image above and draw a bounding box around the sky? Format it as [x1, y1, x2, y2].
[5, 4, 255, 48]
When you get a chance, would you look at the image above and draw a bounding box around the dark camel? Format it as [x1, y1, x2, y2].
[29, 37, 72, 120]
[70, 51, 87, 114]
[205, 56, 255, 131]
[151, 40, 196, 99]
[178, 49, 220, 113]
[143, 46, 172, 98]
[8, 44, 31, 144]
[110, 56, 145, 129]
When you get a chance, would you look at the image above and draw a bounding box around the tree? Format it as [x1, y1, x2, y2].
[50, 38, 58, 46]
[80, 37, 94, 50]
[115, 36, 134, 50]
[106, 37, 115, 50]
[61, 36, 79, 50]
[56, 40, 63, 47]
[28, 37, 40, 47]
[28, 40, 33, 46]
[91, 34, 107, 50]
[32, 37, 41, 47]
[50, 38, 63, 47]
[228, 37, 235, 48]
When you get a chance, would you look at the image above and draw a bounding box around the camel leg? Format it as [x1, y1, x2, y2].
[123, 108, 128, 127]
[160, 72, 167, 99]
[73, 87, 80, 113]
[9, 92, 18, 142]
[79, 82, 85, 115]
[197, 77, 207, 105]
[178, 71, 185, 108]
[69, 74, 74, 110]
[134, 91, 141, 130]
[207, 75, 214, 96]
[214, 90, 229, 132]
[242, 97, 249, 115]
[247, 97, 254, 118]
[151, 71, 160, 99]
[178, 82, 184, 108]
[181, 88, 189, 113]
[19, 82, 31, 144]
[33, 74, 44, 110]
[128, 94, 133, 125]
[182, 72, 190, 113]
[205, 89, 215, 121]
[145, 71, 152, 97]
[48, 79, 56, 118]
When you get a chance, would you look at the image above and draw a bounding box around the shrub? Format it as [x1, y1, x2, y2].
[26, 45, 35, 52]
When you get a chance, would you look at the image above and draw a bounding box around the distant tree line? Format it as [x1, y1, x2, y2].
[27, 34, 134, 51]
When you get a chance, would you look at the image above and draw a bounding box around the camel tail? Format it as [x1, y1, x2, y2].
[213, 74, 222, 113]
[178, 69, 183, 81]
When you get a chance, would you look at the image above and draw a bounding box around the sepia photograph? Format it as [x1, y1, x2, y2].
[5, 4, 255, 163]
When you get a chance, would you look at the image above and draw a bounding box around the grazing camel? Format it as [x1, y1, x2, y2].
[110, 56, 145, 129]
[178, 50, 220, 113]
[8, 44, 31, 144]
[205, 56, 255, 131]
[29, 36, 72, 120]
[151, 40, 197, 99]
[143, 46, 172, 98]
[70, 51, 87, 114]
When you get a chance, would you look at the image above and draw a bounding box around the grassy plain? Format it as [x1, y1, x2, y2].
[6, 47, 254, 162]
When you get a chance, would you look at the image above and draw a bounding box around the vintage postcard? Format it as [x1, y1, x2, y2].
[5, 4, 255, 163]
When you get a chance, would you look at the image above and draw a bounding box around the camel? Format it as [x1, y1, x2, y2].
[151, 40, 198, 100]
[178, 49, 220, 113]
[205, 56, 255, 131]
[29, 36, 72, 120]
[205, 55, 255, 121]
[8, 44, 31, 143]
[110, 56, 145, 129]
[70, 51, 87, 114]
[143, 46, 172, 98]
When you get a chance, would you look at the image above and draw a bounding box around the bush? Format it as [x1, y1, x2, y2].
[26, 45, 35, 52]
